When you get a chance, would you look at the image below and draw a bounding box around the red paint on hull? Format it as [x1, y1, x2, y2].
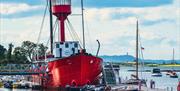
[47, 53, 103, 87]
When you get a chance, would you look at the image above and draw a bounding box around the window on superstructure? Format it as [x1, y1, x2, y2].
[74, 43, 78, 48]
[65, 43, 69, 48]
[56, 44, 60, 48]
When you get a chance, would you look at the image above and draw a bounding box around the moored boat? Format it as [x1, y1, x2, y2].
[166, 70, 171, 75]
[32, 0, 103, 88]
[166, 70, 178, 78]
[151, 68, 162, 77]
[4, 81, 13, 89]
[167, 49, 178, 78]
[169, 72, 178, 78]
[123, 20, 147, 89]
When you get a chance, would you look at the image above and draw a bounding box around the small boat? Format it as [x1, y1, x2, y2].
[166, 70, 178, 78]
[4, 81, 13, 88]
[166, 70, 172, 75]
[167, 49, 178, 78]
[169, 72, 178, 78]
[12, 80, 32, 89]
[124, 78, 146, 86]
[12, 82, 20, 88]
[124, 20, 147, 88]
[151, 68, 162, 77]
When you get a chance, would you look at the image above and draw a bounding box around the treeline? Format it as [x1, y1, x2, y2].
[0, 41, 48, 64]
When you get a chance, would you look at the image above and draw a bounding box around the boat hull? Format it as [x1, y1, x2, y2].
[151, 73, 162, 77]
[170, 75, 178, 78]
[47, 53, 103, 87]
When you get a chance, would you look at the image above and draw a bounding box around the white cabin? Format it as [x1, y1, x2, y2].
[53, 41, 79, 58]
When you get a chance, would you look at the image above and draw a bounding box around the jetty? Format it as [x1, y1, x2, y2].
[128, 69, 180, 72]
[111, 85, 165, 91]
[102, 63, 165, 91]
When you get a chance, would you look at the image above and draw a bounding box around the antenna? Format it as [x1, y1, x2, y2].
[81, 0, 86, 50]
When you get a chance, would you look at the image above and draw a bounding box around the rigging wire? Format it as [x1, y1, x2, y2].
[66, 19, 82, 46]
[84, 11, 94, 53]
[36, 1, 48, 45]
[33, 0, 48, 61]
[138, 30, 146, 79]
[53, 18, 59, 42]
[66, 21, 76, 41]
[44, 18, 58, 63]
[45, 18, 58, 48]
[66, 18, 83, 48]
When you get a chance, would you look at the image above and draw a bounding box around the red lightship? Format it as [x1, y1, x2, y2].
[40, 0, 103, 88]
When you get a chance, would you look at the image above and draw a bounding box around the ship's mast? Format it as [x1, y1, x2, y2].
[49, 0, 53, 54]
[81, 0, 86, 50]
[136, 20, 139, 79]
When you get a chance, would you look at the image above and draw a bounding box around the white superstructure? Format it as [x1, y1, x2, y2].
[53, 41, 79, 58]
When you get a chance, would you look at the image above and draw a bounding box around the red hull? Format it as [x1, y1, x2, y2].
[47, 53, 103, 87]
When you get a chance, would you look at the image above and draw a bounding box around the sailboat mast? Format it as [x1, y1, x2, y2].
[136, 20, 139, 79]
[49, 0, 53, 54]
[173, 48, 175, 64]
[81, 0, 86, 50]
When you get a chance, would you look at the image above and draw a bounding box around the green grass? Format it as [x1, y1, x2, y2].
[160, 64, 180, 67]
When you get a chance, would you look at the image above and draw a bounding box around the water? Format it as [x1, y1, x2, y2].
[0, 66, 179, 91]
[119, 66, 180, 91]
[0, 88, 32, 91]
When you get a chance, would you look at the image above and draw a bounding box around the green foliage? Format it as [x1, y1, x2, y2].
[13, 47, 28, 64]
[21, 41, 37, 61]
[0, 41, 48, 64]
[0, 44, 7, 59]
[7, 43, 14, 62]
[37, 43, 48, 56]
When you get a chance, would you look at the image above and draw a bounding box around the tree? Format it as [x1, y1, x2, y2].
[0, 44, 7, 60]
[13, 47, 28, 64]
[21, 41, 36, 61]
[18, 41, 48, 62]
[7, 43, 14, 62]
[38, 43, 48, 56]
[0, 41, 48, 64]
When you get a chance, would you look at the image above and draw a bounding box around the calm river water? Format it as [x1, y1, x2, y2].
[0, 66, 179, 91]
[119, 66, 180, 91]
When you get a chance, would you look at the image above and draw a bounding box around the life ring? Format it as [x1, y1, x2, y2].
[86, 80, 90, 85]
[71, 80, 77, 87]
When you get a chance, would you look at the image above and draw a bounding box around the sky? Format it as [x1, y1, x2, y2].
[0, 0, 180, 60]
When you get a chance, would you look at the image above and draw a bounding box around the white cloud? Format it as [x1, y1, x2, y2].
[112, 17, 137, 26]
[140, 30, 163, 40]
[84, 0, 179, 26]
[0, 3, 43, 15]
[0, 0, 179, 59]
[0, 15, 50, 47]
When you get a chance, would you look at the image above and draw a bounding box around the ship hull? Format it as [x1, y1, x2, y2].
[47, 53, 103, 87]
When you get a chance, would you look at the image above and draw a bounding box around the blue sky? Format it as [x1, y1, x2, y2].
[0, 0, 180, 60]
[81, 0, 173, 7]
[0, 0, 174, 18]
[1, 0, 173, 6]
